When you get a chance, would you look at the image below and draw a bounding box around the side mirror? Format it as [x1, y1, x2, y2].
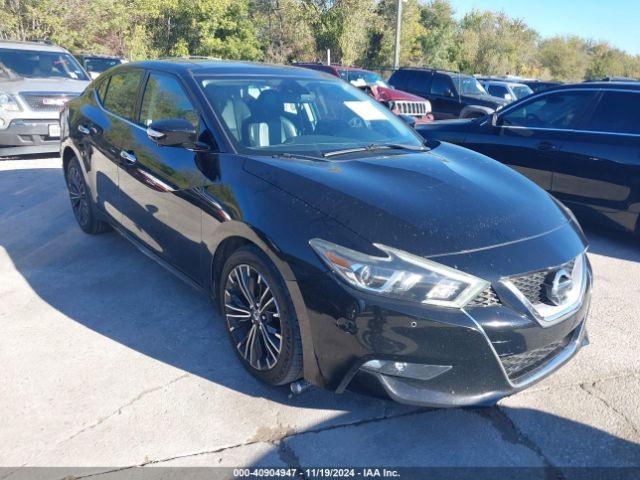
[491, 112, 502, 127]
[147, 118, 206, 150]
[443, 88, 454, 98]
[504, 93, 514, 101]
[398, 114, 417, 128]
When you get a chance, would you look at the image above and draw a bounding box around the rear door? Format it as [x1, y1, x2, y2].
[90, 69, 145, 223]
[117, 70, 208, 280]
[550, 89, 640, 232]
[464, 90, 597, 191]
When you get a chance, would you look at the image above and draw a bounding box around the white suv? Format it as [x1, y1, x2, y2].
[480, 80, 533, 103]
[0, 40, 90, 157]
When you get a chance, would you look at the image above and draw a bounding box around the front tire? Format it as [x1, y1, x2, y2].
[65, 156, 112, 235]
[219, 246, 303, 386]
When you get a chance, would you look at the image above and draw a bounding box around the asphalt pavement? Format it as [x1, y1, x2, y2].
[1, 157, 639, 478]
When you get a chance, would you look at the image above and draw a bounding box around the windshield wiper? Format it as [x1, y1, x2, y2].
[271, 152, 326, 162]
[323, 143, 429, 158]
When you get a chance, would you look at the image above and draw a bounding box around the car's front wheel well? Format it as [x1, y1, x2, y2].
[211, 236, 254, 308]
[62, 147, 75, 173]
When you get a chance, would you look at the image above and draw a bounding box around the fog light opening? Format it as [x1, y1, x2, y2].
[362, 359, 451, 381]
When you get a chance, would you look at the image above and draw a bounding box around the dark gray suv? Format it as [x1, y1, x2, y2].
[389, 68, 508, 120]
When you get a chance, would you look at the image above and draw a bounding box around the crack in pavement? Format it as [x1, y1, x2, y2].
[472, 408, 565, 480]
[579, 381, 640, 438]
[276, 441, 306, 478]
[67, 406, 433, 478]
[40, 372, 640, 479]
[55, 373, 190, 447]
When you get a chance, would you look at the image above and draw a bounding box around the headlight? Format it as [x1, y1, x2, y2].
[309, 238, 489, 308]
[0, 93, 20, 112]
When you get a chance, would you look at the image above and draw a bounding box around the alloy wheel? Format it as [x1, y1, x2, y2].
[224, 264, 282, 371]
[67, 165, 90, 227]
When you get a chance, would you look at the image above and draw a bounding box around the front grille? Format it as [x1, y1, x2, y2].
[468, 287, 501, 307]
[510, 259, 575, 306]
[20, 93, 77, 112]
[393, 101, 428, 117]
[500, 333, 572, 380]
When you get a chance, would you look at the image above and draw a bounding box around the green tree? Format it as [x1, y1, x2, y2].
[250, 0, 315, 64]
[122, 0, 262, 60]
[537, 36, 589, 81]
[454, 10, 539, 76]
[300, 0, 376, 65]
[418, 0, 458, 70]
[586, 42, 629, 80]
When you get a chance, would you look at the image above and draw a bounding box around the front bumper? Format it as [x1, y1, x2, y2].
[295, 228, 592, 407]
[0, 119, 61, 156]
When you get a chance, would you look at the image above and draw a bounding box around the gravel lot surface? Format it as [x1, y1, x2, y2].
[1, 157, 639, 478]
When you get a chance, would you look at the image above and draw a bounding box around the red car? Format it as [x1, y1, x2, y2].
[295, 63, 434, 124]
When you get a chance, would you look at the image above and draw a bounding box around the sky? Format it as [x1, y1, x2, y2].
[448, 0, 640, 55]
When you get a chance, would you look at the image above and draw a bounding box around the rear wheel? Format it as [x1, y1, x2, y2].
[65, 156, 112, 234]
[219, 246, 303, 386]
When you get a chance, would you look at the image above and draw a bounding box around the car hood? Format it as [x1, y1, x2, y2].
[375, 86, 428, 103]
[0, 77, 89, 95]
[460, 93, 508, 108]
[244, 143, 570, 258]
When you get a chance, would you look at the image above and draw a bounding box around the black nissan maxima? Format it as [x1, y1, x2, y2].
[60, 60, 591, 407]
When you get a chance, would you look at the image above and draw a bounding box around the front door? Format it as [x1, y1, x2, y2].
[117, 71, 207, 281]
[466, 90, 597, 191]
[429, 74, 460, 119]
[550, 90, 640, 232]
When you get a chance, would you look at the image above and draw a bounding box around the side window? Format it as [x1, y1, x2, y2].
[337, 69, 350, 81]
[139, 73, 199, 127]
[102, 70, 143, 121]
[500, 91, 595, 130]
[488, 85, 508, 98]
[389, 70, 406, 88]
[430, 74, 453, 96]
[582, 91, 640, 135]
[406, 71, 430, 95]
[97, 76, 110, 104]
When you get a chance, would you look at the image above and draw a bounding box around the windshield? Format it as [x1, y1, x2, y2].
[199, 76, 422, 156]
[83, 58, 122, 73]
[0, 48, 88, 80]
[452, 75, 488, 96]
[512, 84, 533, 99]
[338, 69, 390, 88]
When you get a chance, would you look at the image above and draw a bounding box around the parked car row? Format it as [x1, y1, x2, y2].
[58, 58, 592, 407]
[294, 63, 435, 125]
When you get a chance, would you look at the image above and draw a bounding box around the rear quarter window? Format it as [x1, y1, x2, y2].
[102, 70, 143, 121]
[97, 77, 110, 104]
[583, 91, 640, 135]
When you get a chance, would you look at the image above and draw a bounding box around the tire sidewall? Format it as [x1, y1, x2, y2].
[65, 157, 92, 232]
[218, 246, 302, 386]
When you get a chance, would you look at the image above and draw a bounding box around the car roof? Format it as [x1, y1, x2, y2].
[482, 80, 528, 87]
[78, 54, 124, 59]
[295, 63, 371, 72]
[397, 67, 474, 78]
[542, 81, 640, 93]
[118, 59, 331, 78]
[0, 40, 69, 53]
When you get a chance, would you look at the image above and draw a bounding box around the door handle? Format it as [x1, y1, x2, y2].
[77, 124, 91, 135]
[119, 150, 137, 164]
[537, 141, 558, 152]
